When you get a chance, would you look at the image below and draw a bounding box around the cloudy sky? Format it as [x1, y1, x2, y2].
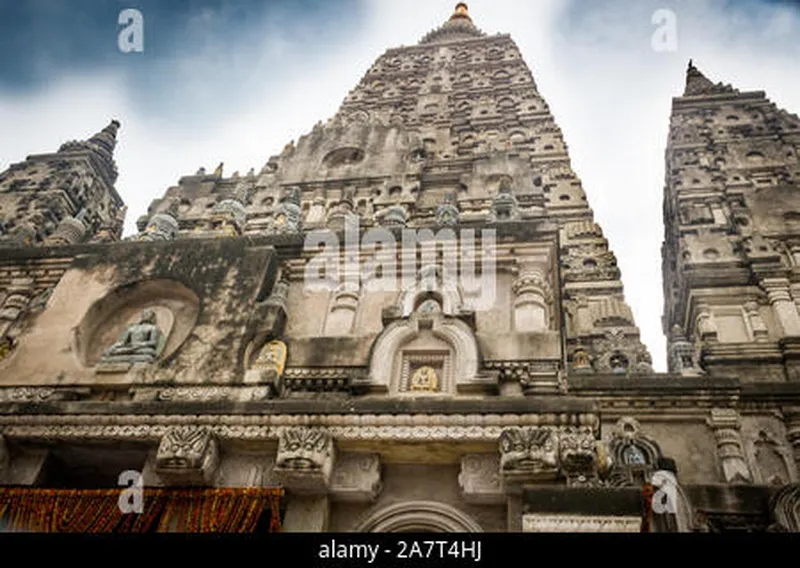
[1, 0, 799, 370]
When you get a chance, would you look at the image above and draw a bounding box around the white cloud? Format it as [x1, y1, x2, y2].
[1, 0, 798, 372]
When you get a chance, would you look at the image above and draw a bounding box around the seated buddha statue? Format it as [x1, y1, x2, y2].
[101, 308, 165, 365]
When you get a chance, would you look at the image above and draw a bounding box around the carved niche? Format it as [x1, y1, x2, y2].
[73, 279, 200, 373]
[274, 427, 336, 494]
[606, 417, 664, 487]
[359, 266, 495, 395]
[746, 429, 795, 486]
[154, 426, 220, 486]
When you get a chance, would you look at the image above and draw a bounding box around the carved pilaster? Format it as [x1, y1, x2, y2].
[707, 409, 752, 484]
[695, 302, 718, 343]
[154, 426, 220, 486]
[274, 427, 335, 494]
[763, 278, 800, 337]
[330, 453, 382, 503]
[458, 454, 504, 504]
[512, 266, 551, 333]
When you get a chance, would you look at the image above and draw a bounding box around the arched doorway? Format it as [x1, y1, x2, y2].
[353, 501, 483, 533]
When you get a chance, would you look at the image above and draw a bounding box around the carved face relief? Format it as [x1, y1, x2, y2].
[276, 428, 333, 471]
[156, 427, 218, 472]
[499, 427, 558, 473]
[559, 427, 599, 473]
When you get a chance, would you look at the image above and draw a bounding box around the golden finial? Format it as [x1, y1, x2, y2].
[454, 3, 470, 18]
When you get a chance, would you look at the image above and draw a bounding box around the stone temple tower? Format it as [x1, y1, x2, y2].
[0, 4, 800, 535]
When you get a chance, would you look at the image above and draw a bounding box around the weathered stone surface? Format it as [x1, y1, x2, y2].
[154, 426, 220, 486]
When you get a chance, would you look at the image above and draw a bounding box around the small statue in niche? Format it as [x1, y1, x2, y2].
[409, 366, 439, 392]
[609, 352, 629, 375]
[246, 340, 287, 396]
[99, 308, 166, 368]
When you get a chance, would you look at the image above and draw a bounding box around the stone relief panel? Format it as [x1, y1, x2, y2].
[458, 454, 503, 504]
[72, 279, 200, 372]
[741, 416, 797, 486]
[499, 427, 559, 483]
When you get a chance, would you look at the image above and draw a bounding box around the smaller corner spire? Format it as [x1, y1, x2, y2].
[87, 119, 121, 159]
[682, 60, 736, 97]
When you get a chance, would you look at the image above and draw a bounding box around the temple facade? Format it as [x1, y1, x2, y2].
[0, 4, 799, 532]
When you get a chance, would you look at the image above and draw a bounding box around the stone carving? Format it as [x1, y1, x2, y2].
[748, 429, 794, 486]
[667, 325, 704, 375]
[489, 181, 519, 222]
[380, 204, 408, 227]
[607, 417, 663, 487]
[592, 329, 653, 375]
[97, 308, 166, 372]
[270, 187, 303, 233]
[244, 340, 287, 396]
[409, 366, 439, 392]
[559, 426, 603, 486]
[499, 427, 559, 482]
[458, 454, 503, 504]
[330, 453, 383, 502]
[707, 409, 752, 484]
[274, 427, 335, 493]
[769, 484, 800, 531]
[44, 214, 87, 246]
[155, 426, 220, 486]
[210, 198, 247, 235]
[137, 212, 179, 242]
[435, 192, 460, 226]
[148, 386, 270, 403]
[744, 302, 769, 342]
[695, 302, 718, 342]
[522, 514, 641, 533]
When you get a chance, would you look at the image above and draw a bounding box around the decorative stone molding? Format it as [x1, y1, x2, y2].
[0, 387, 90, 402]
[136, 212, 178, 242]
[269, 187, 303, 234]
[592, 329, 654, 375]
[0, 412, 599, 443]
[353, 501, 483, 533]
[522, 514, 641, 533]
[458, 453, 504, 504]
[154, 426, 220, 486]
[707, 409, 752, 484]
[435, 192, 459, 226]
[330, 453, 382, 503]
[483, 360, 561, 394]
[134, 386, 271, 403]
[274, 427, 335, 494]
[499, 426, 559, 483]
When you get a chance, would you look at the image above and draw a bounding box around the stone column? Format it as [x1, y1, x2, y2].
[707, 409, 752, 484]
[764, 278, 800, 337]
[512, 263, 551, 333]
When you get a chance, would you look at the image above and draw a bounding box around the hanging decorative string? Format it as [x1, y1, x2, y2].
[641, 483, 655, 533]
[0, 488, 283, 533]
